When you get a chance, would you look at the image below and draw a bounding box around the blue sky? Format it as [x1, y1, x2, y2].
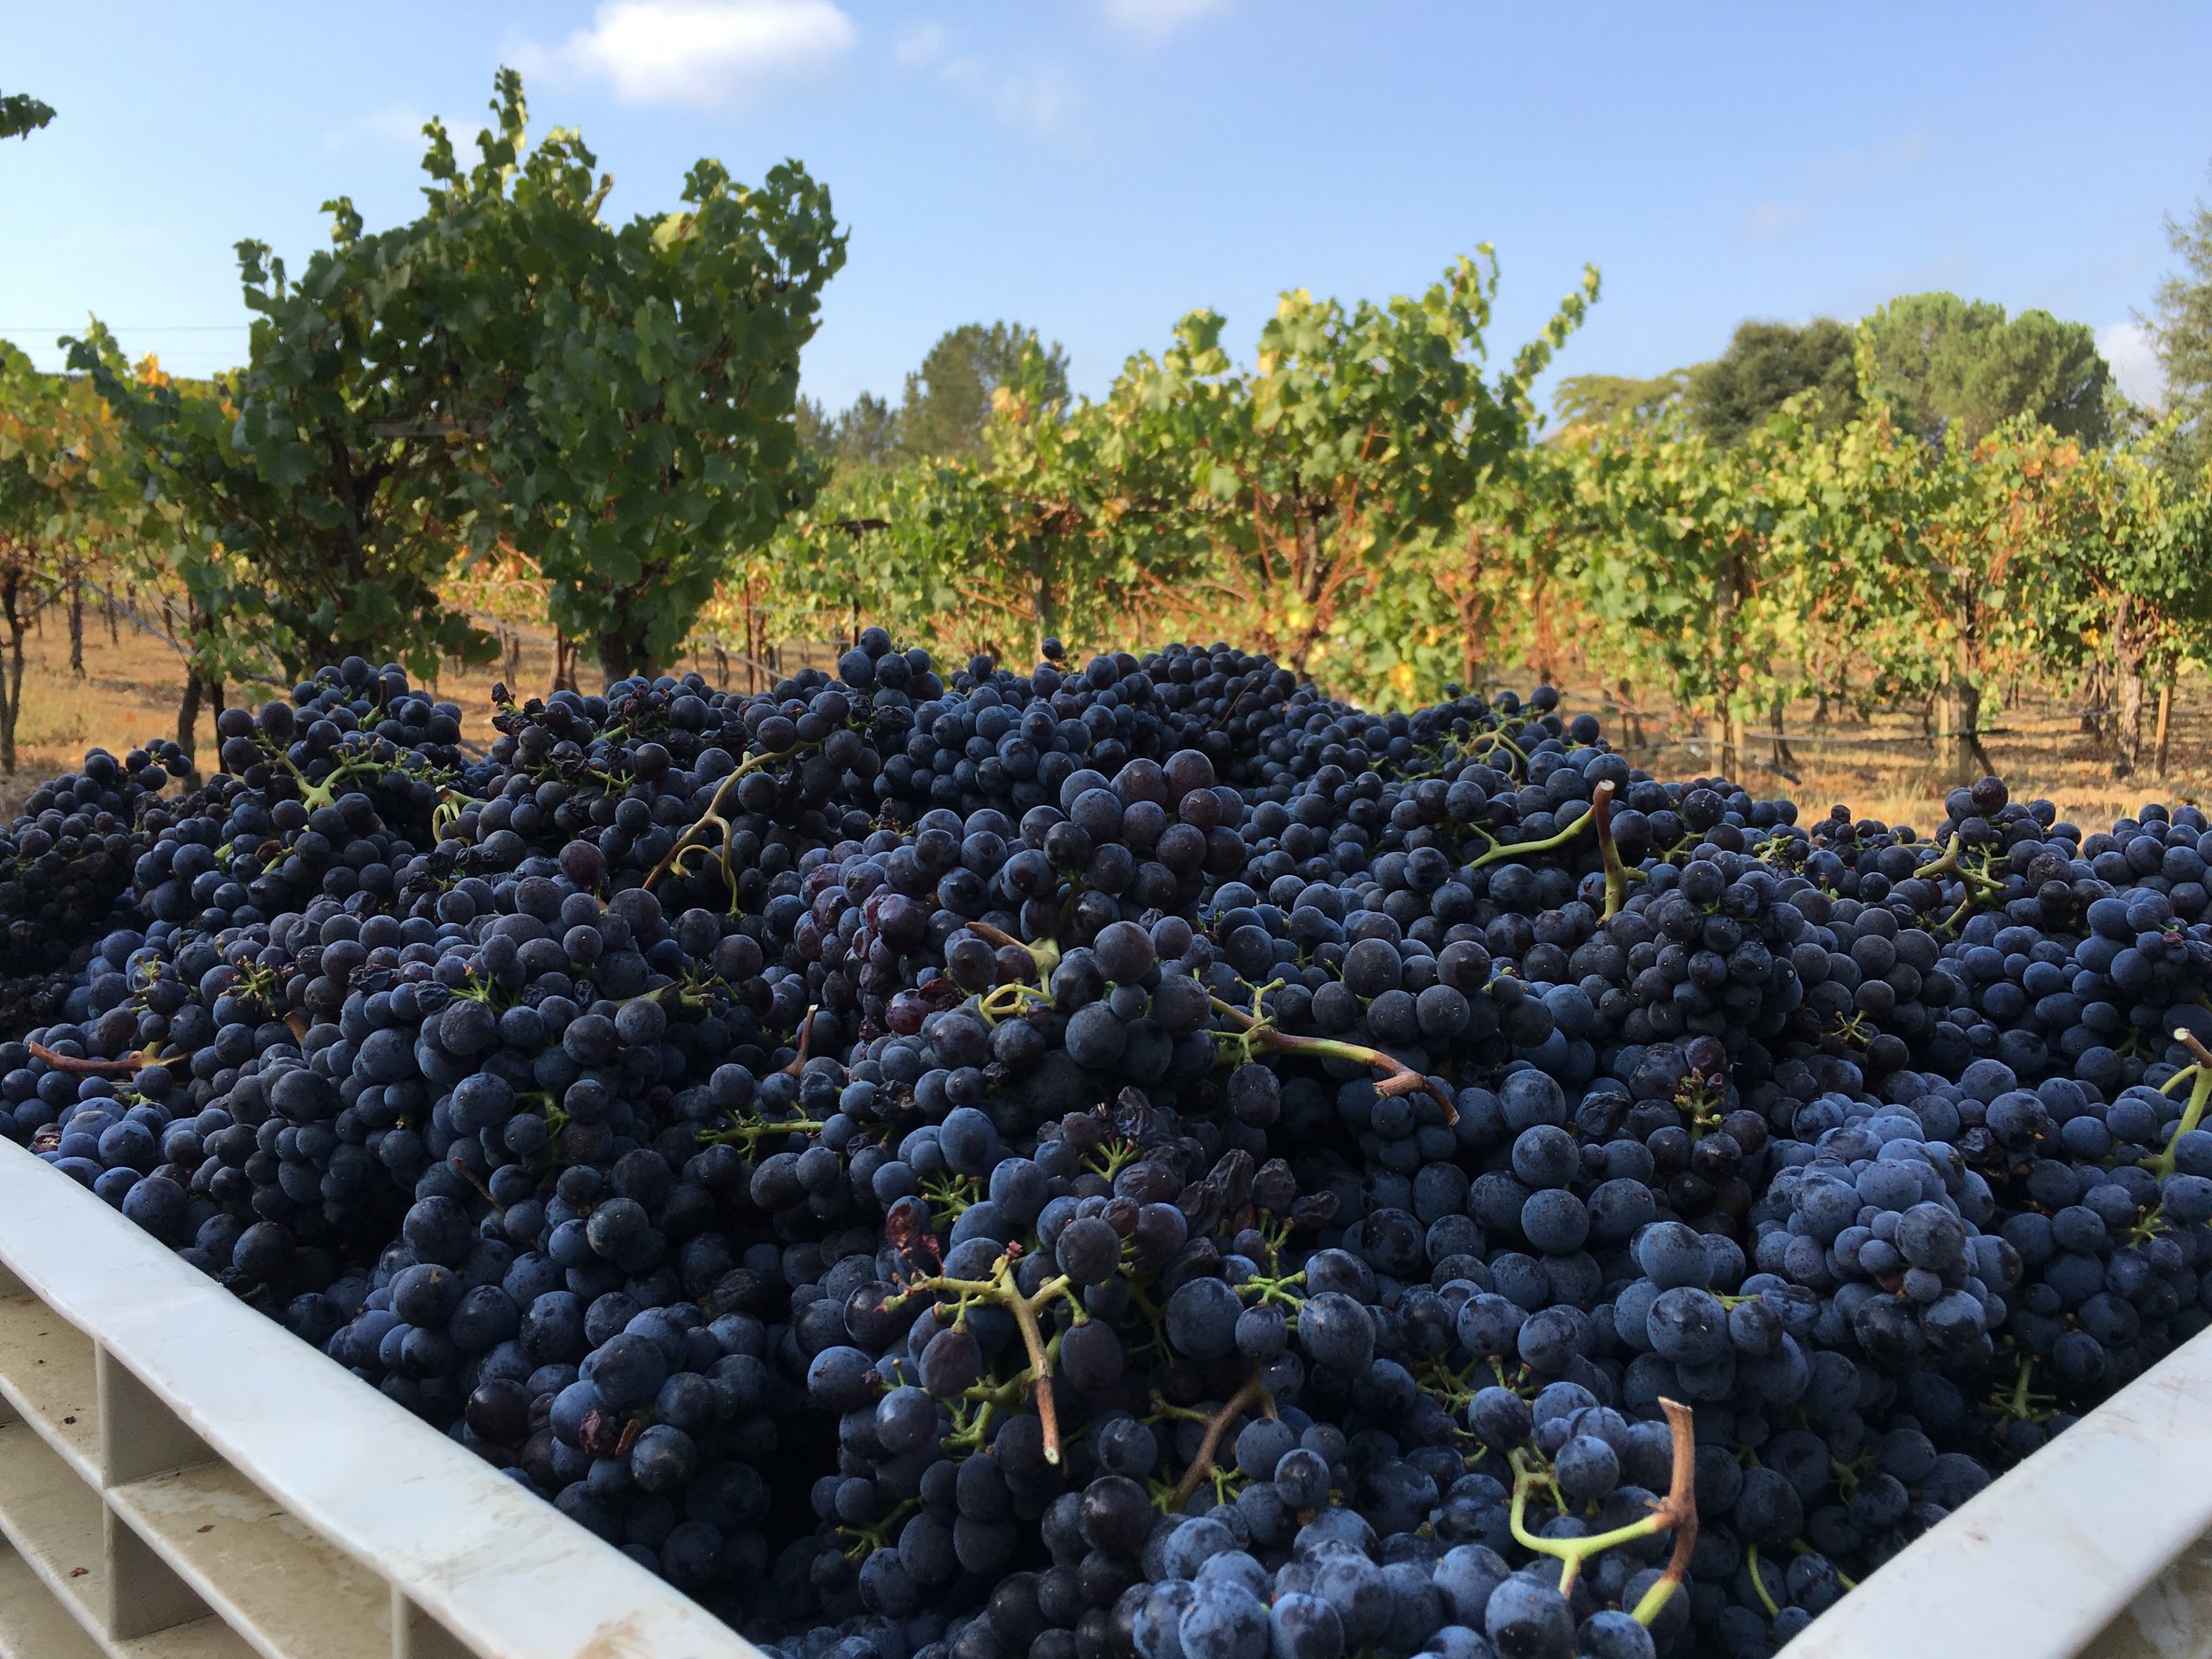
[4, 2, 2208, 414]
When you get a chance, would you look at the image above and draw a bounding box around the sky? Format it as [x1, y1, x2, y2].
[4, 2, 2209, 415]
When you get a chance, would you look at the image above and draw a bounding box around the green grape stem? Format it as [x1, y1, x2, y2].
[1745, 1543, 1780, 1617]
[432, 787, 487, 842]
[1209, 996, 1457, 1124]
[2145, 1029, 2212, 1179]
[1913, 839, 2009, 935]
[965, 920, 1063, 982]
[1508, 1396, 1697, 1622]
[1471, 726, 1531, 774]
[257, 737, 452, 813]
[643, 743, 802, 894]
[1468, 795, 1598, 872]
[977, 980, 1053, 1025]
[703, 1116, 832, 1149]
[889, 1251, 1077, 1464]
[1589, 780, 1634, 919]
[841, 1496, 922, 1562]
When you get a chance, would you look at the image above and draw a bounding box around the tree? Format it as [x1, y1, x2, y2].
[1861, 291, 2112, 447]
[897, 322, 1070, 461]
[1576, 412, 1807, 779]
[0, 89, 53, 141]
[1790, 409, 2077, 783]
[1091, 251, 1601, 687]
[74, 72, 844, 694]
[2050, 441, 2212, 774]
[1686, 318, 1859, 446]
[440, 541, 549, 698]
[798, 389, 900, 467]
[68, 190, 498, 701]
[1549, 371, 1689, 436]
[2143, 175, 2212, 475]
[0, 345, 73, 767]
[770, 334, 1180, 668]
[1417, 439, 1602, 702]
[0, 343, 148, 767]
[65, 338, 324, 749]
[440, 74, 846, 683]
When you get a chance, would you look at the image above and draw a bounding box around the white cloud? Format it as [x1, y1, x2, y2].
[993, 64, 1079, 137]
[323, 104, 436, 152]
[937, 57, 1079, 138]
[1740, 129, 1933, 243]
[895, 25, 1079, 139]
[1097, 0, 1232, 40]
[2100, 320, 2167, 408]
[515, 0, 856, 110]
[895, 23, 945, 70]
[1808, 130, 1932, 193]
[1739, 201, 1808, 242]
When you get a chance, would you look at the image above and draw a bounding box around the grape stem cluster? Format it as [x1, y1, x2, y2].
[1507, 1396, 1698, 1625]
[2147, 1027, 2212, 1179]
[1589, 780, 1633, 918]
[642, 742, 803, 897]
[886, 1247, 1082, 1464]
[241, 724, 454, 814]
[1463, 789, 1602, 872]
[966, 920, 1064, 982]
[1910, 840, 2011, 937]
[1164, 1365, 1278, 1506]
[1208, 992, 1457, 1124]
[27, 1037, 186, 1078]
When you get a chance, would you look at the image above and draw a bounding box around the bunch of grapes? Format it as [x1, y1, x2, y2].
[8, 638, 2212, 1659]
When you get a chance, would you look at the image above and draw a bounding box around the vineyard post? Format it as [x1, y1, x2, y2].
[66, 556, 83, 676]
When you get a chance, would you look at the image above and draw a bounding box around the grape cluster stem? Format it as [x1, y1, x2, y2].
[1507, 1396, 1697, 1626]
[1207, 995, 1457, 1124]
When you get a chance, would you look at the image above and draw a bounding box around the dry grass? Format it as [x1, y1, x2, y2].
[1, 614, 2200, 838]
[1548, 676, 2209, 833]
[0, 618, 850, 813]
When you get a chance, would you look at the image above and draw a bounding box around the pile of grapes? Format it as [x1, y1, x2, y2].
[3, 636, 2208, 1659]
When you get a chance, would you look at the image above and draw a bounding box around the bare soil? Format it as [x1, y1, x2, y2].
[1552, 677, 2201, 834]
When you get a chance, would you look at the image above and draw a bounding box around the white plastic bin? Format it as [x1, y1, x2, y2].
[17, 1126, 2212, 1659]
[0, 1138, 759, 1659]
[1778, 1318, 2212, 1659]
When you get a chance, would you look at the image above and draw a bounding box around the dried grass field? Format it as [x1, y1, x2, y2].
[4, 612, 2198, 839]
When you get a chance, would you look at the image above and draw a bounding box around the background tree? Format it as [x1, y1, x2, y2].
[1418, 438, 1602, 701]
[0, 342, 150, 768]
[0, 347, 76, 769]
[1549, 370, 1689, 436]
[67, 182, 499, 708]
[1686, 317, 1860, 445]
[1088, 253, 1600, 687]
[772, 334, 1181, 666]
[1861, 291, 2113, 446]
[2143, 173, 2212, 476]
[2052, 440, 2212, 773]
[1578, 411, 1805, 778]
[797, 389, 900, 468]
[439, 541, 549, 697]
[895, 322, 1070, 460]
[0, 88, 52, 141]
[1792, 407, 2078, 782]
[441, 74, 847, 683]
